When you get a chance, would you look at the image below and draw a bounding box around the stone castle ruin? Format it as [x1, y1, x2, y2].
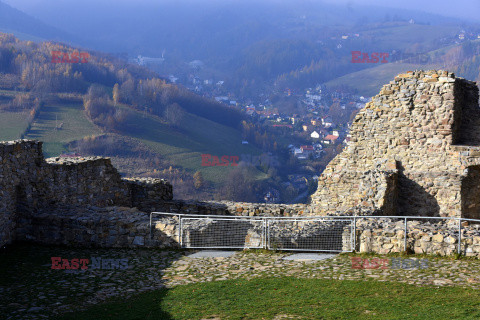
[311, 70, 480, 219]
[1, 70, 480, 256]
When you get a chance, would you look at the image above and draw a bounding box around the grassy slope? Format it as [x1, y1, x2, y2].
[58, 276, 480, 320]
[25, 101, 102, 156]
[0, 110, 30, 141]
[0, 91, 266, 184]
[325, 62, 441, 97]
[359, 24, 459, 51]
[117, 105, 266, 184]
[325, 24, 460, 97]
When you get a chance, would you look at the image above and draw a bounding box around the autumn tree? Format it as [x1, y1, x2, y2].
[164, 103, 186, 128]
[113, 83, 119, 107]
[193, 171, 204, 189]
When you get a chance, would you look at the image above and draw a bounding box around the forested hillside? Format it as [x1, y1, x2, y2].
[0, 33, 285, 203]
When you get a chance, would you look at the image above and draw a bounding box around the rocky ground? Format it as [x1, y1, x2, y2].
[2, 244, 480, 319]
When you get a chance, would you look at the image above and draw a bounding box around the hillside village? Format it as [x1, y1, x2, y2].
[185, 78, 365, 161]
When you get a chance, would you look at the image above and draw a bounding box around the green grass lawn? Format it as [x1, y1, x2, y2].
[25, 101, 102, 157]
[0, 110, 30, 141]
[57, 276, 480, 320]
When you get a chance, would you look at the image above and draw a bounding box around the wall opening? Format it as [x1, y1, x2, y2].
[461, 166, 480, 219]
[452, 79, 480, 146]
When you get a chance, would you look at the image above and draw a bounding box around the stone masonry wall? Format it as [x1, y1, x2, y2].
[311, 70, 480, 218]
[15, 205, 480, 258]
[0, 140, 172, 247]
[5, 70, 480, 260]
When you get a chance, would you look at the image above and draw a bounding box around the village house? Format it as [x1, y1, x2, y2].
[322, 116, 333, 127]
[323, 134, 339, 144]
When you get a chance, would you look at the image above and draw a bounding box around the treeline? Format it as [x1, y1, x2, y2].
[118, 78, 244, 128]
[241, 121, 278, 152]
[0, 32, 245, 129]
[83, 85, 133, 131]
[451, 42, 480, 84]
[0, 33, 123, 94]
[235, 39, 329, 81]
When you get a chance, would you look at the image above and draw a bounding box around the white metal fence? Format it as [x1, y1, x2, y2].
[150, 213, 354, 252]
[150, 213, 480, 254]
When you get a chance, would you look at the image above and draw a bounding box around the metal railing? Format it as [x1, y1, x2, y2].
[149, 212, 480, 254]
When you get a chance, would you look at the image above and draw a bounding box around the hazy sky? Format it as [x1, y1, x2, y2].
[324, 0, 480, 22]
[3, 0, 480, 22]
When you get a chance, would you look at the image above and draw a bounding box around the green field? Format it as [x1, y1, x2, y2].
[0, 110, 30, 141]
[25, 101, 102, 157]
[117, 106, 266, 184]
[58, 276, 480, 320]
[325, 62, 441, 97]
[0, 90, 266, 184]
[360, 24, 459, 52]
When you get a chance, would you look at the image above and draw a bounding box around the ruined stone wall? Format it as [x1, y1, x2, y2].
[0, 140, 173, 247]
[4, 70, 480, 254]
[311, 70, 480, 218]
[354, 218, 480, 257]
[153, 200, 311, 217]
[16, 206, 480, 258]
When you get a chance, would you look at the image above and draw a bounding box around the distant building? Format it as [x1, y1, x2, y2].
[135, 55, 164, 66]
[310, 131, 320, 139]
[300, 145, 314, 154]
[322, 116, 333, 126]
[306, 94, 322, 101]
[324, 135, 339, 144]
[215, 96, 229, 102]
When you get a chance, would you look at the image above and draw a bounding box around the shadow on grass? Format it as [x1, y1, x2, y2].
[0, 243, 182, 320]
[55, 289, 174, 320]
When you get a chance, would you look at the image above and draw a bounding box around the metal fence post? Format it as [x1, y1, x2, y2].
[404, 217, 408, 252]
[266, 219, 270, 250]
[458, 218, 462, 254]
[179, 217, 183, 247]
[353, 216, 357, 252]
[150, 213, 153, 240]
[263, 218, 267, 249]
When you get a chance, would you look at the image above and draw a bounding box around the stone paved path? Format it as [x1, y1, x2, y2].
[2, 245, 480, 319]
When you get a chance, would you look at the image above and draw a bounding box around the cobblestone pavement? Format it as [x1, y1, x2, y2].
[2, 244, 480, 319]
